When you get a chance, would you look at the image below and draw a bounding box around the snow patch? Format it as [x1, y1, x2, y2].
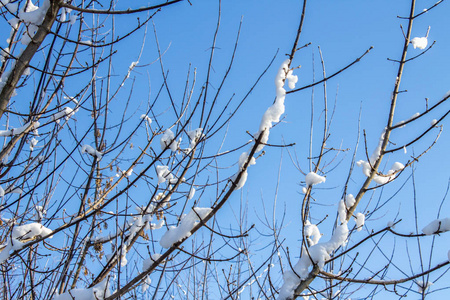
[422, 218, 450, 235]
[411, 37, 428, 49]
[305, 172, 326, 187]
[81, 145, 103, 160]
[159, 207, 212, 248]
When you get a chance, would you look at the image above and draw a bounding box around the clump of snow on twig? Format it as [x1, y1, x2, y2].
[422, 218, 450, 235]
[411, 37, 428, 50]
[305, 172, 326, 187]
[355, 212, 365, 231]
[231, 152, 256, 190]
[0, 121, 40, 137]
[257, 59, 292, 153]
[159, 207, 212, 248]
[356, 130, 404, 184]
[160, 129, 180, 152]
[187, 128, 204, 148]
[416, 280, 433, 293]
[51, 107, 77, 123]
[140, 114, 152, 124]
[345, 194, 356, 208]
[156, 165, 173, 184]
[0, 223, 52, 264]
[81, 145, 103, 160]
[277, 201, 349, 300]
[54, 278, 111, 300]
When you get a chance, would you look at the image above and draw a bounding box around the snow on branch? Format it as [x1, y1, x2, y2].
[159, 207, 212, 249]
[0, 121, 40, 137]
[305, 172, 326, 187]
[51, 107, 77, 123]
[278, 198, 350, 300]
[0, 223, 52, 264]
[422, 218, 450, 235]
[160, 128, 180, 152]
[231, 60, 297, 190]
[53, 278, 111, 300]
[356, 129, 404, 184]
[81, 145, 103, 160]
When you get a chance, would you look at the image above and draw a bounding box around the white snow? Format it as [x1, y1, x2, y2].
[156, 165, 173, 184]
[345, 194, 356, 208]
[286, 69, 298, 89]
[256, 59, 291, 153]
[188, 187, 195, 200]
[53, 278, 111, 300]
[81, 145, 103, 160]
[355, 213, 365, 231]
[143, 253, 163, 271]
[140, 114, 152, 124]
[305, 172, 326, 187]
[356, 130, 404, 184]
[0, 121, 40, 137]
[160, 129, 179, 151]
[51, 107, 77, 123]
[231, 152, 256, 190]
[416, 280, 433, 293]
[141, 276, 151, 293]
[411, 37, 428, 49]
[422, 218, 450, 235]
[277, 200, 349, 300]
[431, 119, 437, 126]
[304, 220, 321, 246]
[18, 0, 51, 45]
[0, 223, 52, 264]
[159, 207, 212, 248]
[69, 14, 77, 25]
[187, 128, 204, 148]
[29, 137, 38, 150]
[12, 222, 52, 240]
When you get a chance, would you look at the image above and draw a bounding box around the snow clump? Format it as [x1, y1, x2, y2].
[156, 165, 173, 184]
[231, 152, 256, 190]
[422, 218, 450, 235]
[355, 213, 365, 231]
[257, 59, 291, 153]
[54, 278, 111, 300]
[51, 107, 77, 123]
[187, 128, 204, 148]
[411, 37, 428, 49]
[81, 145, 103, 160]
[0, 223, 52, 264]
[305, 172, 326, 187]
[160, 129, 179, 152]
[277, 200, 349, 300]
[356, 130, 404, 184]
[159, 207, 212, 248]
